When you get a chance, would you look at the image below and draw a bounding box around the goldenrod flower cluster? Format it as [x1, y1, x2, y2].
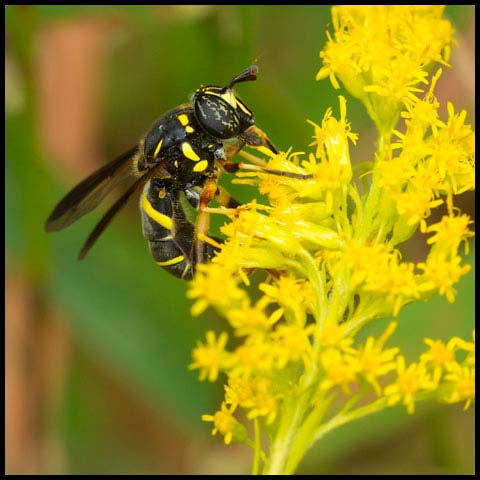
[188, 6, 474, 475]
[317, 5, 455, 134]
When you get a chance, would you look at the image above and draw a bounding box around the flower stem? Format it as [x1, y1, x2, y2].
[264, 398, 306, 474]
[312, 397, 388, 444]
[252, 418, 261, 475]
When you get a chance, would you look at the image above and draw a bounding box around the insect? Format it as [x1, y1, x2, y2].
[45, 66, 310, 279]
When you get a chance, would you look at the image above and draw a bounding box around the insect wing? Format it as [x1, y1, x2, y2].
[44, 146, 138, 232]
[78, 162, 170, 259]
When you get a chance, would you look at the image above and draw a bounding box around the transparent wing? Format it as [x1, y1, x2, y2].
[77, 161, 170, 259]
[45, 146, 138, 232]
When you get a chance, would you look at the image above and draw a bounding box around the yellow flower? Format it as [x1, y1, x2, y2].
[450, 331, 475, 367]
[259, 275, 310, 324]
[417, 255, 471, 303]
[202, 402, 246, 445]
[187, 7, 473, 471]
[443, 364, 475, 411]
[432, 102, 475, 196]
[318, 323, 355, 353]
[420, 338, 457, 384]
[224, 377, 255, 410]
[245, 151, 310, 203]
[226, 297, 283, 337]
[363, 259, 423, 317]
[244, 377, 279, 425]
[187, 263, 248, 316]
[223, 205, 303, 257]
[230, 336, 275, 378]
[375, 157, 417, 193]
[317, 6, 455, 132]
[319, 348, 359, 394]
[384, 356, 434, 414]
[189, 331, 230, 382]
[355, 322, 399, 395]
[393, 190, 443, 228]
[271, 323, 316, 369]
[425, 214, 474, 255]
[398, 68, 443, 133]
[342, 241, 393, 290]
[308, 96, 356, 182]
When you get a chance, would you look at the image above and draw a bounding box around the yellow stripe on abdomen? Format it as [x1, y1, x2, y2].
[141, 193, 173, 230]
[156, 255, 185, 267]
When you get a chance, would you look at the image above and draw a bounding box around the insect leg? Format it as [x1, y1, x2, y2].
[242, 125, 278, 154]
[214, 184, 241, 209]
[194, 177, 219, 266]
[223, 125, 278, 160]
[222, 160, 313, 180]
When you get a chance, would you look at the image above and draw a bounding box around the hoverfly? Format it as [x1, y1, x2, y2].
[45, 66, 310, 279]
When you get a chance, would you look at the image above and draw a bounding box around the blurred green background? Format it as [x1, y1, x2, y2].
[5, 5, 474, 475]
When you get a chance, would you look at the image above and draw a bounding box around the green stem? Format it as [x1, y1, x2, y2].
[263, 365, 318, 475]
[312, 397, 388, 444]
[283, 394, 335, 474]
[264, 396, 307, 474]
[252, 418, 261, 475]
[298, 248, 326, 327]
[348, 183, 365, 244]
[344, 297, 384, 336]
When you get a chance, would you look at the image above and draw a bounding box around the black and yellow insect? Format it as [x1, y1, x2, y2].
[45, 66, 309, 279]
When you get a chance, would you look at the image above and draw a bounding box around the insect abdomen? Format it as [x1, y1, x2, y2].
[140, 179, 220, 280]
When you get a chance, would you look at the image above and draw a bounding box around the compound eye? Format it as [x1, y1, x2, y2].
[194, 91, 241, 139]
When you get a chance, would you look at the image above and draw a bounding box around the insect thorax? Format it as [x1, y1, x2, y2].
[140, 107, 225, 188]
